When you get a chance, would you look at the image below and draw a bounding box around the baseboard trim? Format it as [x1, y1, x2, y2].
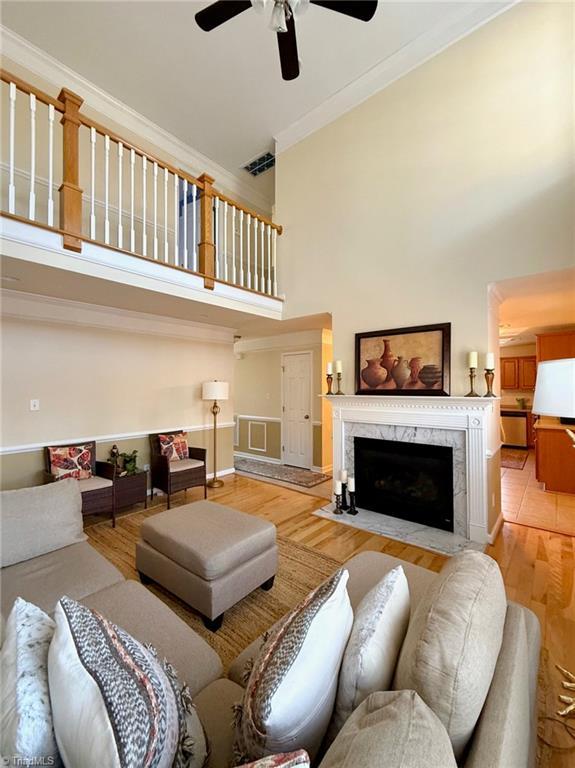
[234, 451, 282, 465]
[311, 464, 333, 475]
[488, 512, 504, 544]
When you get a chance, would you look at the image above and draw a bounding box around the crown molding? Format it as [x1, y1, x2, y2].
[234, 329, 323, 353]
[275, 1, 517, 154]
[0, 25, 272, 215]
[1, 288, 236, 344]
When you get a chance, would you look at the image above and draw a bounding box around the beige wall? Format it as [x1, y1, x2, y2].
[0, 313, 235, 488]
[276, 2, 574, 400]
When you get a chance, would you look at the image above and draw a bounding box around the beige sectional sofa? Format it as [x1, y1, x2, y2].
[1, 481, 540, 768]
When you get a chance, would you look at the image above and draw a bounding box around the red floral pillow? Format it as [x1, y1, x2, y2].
[49, 444, 93, 480]
[159, 433, 189, 462]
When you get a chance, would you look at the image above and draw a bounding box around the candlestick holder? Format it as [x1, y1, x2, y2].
[326, 373, 334, 396]
[347, 491, 358, 515]
[465, 367, 480, 397]
[334, 494, 343, 514]
[335, 372, 344, 395]
[341, 483, 349, 511]
[483, 368, 496, 398]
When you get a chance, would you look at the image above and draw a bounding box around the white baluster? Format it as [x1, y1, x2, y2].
[253, 215, 259, 291]
[142, 155, 148, 256]
[238, 210, 244, 287]
[246, 213, 251, 289]
[231, 206, 236, 284]
[259, 220, 265, 293]
[89, 127, 96, 238]
[214, 197, 220, 279]
[28, 94, 36, 220]
[173, 173, 179, 265]
[266, 224, 272, 295]
[104, 135, 110, 244]
[222, 201, 228, 282]
[8, 83, 16, 214]
[117, 142, 123, 249]
[47, 104, 55, 227]
[182, 178, 188, 269]
[192, 184, 197, 271]
[130, 149, 136, 252]
[163, 166, 169, 262]
[153, 161, 158, 259]
[272, 227, 278, 296]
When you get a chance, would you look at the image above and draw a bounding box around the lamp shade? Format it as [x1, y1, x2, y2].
[202, 380, 229, 401]
[533, 359, 575, 418]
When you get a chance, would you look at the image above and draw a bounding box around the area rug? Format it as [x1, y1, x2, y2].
[501, 447, 529, 470]
[313, 503, 484, 557]
[234, 456, 331, 488]
[86, 509, 342, 671]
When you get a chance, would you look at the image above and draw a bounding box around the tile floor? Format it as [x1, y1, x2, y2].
[501, 450, 575, 536]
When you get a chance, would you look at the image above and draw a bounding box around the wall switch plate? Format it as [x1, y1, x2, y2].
[30, 399, 40, 411]
[143, 463, 150, 471]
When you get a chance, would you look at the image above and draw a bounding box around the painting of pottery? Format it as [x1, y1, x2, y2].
[355, 323, 451, 396]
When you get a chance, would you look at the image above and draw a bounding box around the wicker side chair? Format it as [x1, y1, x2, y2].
[149, 433, 207, 509]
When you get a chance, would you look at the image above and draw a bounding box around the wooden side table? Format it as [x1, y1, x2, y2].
[115, 469, 148, 512]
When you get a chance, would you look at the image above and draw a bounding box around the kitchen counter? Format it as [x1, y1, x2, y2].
[501, 405, 532, 413]
[534, 417, 566, 431]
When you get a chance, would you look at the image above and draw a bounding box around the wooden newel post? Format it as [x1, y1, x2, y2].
[198, 173, 215, 289]
[58, 88, 84, 252]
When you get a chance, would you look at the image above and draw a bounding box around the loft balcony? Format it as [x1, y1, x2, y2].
[0, 70, 283, 322]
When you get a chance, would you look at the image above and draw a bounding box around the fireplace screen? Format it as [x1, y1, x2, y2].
[354, 437, 454, 532]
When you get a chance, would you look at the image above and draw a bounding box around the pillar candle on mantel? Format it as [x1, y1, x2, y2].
[348, 476, 355, 492]
[335, 360, 343, 374]
[485, 352, 495, 370]
[468, 351, 478, 369]
[326, 362, 333, 375]
[334, 480, 342, 495]
[340, 470, 348, 483]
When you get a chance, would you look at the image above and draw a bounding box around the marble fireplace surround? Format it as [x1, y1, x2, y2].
[329, 395, 496, 544]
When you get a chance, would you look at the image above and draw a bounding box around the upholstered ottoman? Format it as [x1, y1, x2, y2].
[135, 500, 277, 631]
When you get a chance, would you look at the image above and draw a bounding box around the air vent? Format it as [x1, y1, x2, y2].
[243, 152, 275, 177]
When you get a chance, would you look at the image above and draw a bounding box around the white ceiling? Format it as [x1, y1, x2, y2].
[1, 1, 512, 205]
[496, 268, 575, 346]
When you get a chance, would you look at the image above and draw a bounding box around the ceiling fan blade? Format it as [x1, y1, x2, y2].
[310, 0, 377, 22]
[195, 0, 252, 31]
[277, 13, 300, 81]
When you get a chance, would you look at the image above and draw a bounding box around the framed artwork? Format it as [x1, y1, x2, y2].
[355, 323, 451, 396]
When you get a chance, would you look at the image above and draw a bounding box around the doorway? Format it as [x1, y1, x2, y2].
[281, 351, 313, 469]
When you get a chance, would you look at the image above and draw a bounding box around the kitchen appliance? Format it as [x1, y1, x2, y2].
[501, 412, 528, 448]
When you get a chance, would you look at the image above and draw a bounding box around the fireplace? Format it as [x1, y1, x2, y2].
[354, 436, 454, 532]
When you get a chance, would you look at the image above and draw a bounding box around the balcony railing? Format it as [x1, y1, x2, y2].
[0, 69, 282, 298]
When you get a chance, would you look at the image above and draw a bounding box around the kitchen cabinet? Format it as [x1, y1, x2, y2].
[536, 331, 575, 362]
[500, 355, 537, 390]
[527, 413, 536, 448]
[535, 418, 575, 493]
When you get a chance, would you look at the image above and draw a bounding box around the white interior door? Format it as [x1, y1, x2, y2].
[282, 352, 312, 469]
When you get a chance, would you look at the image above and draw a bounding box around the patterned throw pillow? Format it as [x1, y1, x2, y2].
[238, 751, 310, 767]
[159, 433, 189, 462]
[48, 596, 207, 768]
[234, 569, 353, 764]
[48, 444, 93, 480]
[0, 598, 61, 766]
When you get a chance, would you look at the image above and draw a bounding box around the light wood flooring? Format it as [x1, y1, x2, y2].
[87, 464, 575, 766]
[502, 450, 575, 537]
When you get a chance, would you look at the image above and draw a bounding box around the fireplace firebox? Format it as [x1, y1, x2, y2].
[354, 437, 454, 532]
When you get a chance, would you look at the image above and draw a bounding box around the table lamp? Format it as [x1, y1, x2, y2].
[533, 358, 575, 443]
[202, 380, 229, 487]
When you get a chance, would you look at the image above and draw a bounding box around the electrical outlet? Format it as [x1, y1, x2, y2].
[30, 399, 40, 412]
[143, 463, 150, 471]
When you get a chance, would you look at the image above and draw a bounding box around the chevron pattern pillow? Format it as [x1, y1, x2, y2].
[48, 596, 207, 768]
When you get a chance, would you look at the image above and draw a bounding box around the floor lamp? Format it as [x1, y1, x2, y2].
[202, 380, 229, 488]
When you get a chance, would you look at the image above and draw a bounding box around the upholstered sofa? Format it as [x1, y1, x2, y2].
[0, 481, 540, 768]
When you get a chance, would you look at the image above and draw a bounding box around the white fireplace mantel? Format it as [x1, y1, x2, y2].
[327, 395, 497, 544]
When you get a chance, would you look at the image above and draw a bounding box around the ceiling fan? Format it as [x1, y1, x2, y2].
[195, 0, 378, 81]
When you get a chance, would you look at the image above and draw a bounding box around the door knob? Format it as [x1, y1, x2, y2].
[304, 415, 310, 420]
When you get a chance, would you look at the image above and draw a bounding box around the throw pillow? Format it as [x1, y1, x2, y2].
[320, 690, 457, 768]
[0, 598, 61, 766]
[48, 596, 207, 768]
[234, 569, 353, 764]
[393, 551, 507, 760]
[332, 565, 410, 733]
[239, 751, 310, 768]
[48, 444, 93, 479]
[0, 480, 86, 568]
[159, 433, 189, 462]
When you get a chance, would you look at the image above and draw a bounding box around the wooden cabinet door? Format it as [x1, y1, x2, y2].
[518, 357, 537, 390]
[501, 358, 518, 390]
[526, 413, 536, 448]
[537, 331, 575, 362]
